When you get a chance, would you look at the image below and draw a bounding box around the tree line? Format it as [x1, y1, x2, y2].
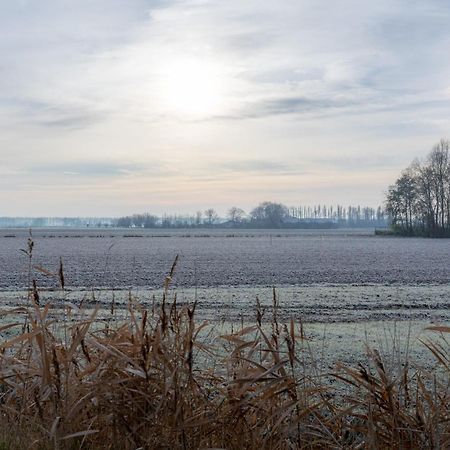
[116, 201, 388, 229]
[386, 139, 450, 236]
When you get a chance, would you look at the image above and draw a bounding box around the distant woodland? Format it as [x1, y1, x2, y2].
[386, 139, 450, 237]
[0, 203, 388, 229]
[115, 202, 388, 229]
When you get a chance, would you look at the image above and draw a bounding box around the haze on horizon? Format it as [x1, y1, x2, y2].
[1, 0, 449, 217]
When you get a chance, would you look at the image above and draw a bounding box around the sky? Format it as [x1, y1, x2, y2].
[1, 0, 449, 216]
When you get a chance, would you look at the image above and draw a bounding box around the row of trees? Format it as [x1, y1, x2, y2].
[116, 201, 388, 229]
[386, 139, 450, 236]
[287, 205, 386, 225]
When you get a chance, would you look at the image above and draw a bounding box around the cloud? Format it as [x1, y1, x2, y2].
[234, 96, 348, 119]
[1, 0, 450, 214]
[219, 159, 307, 176]
[2, 0, 449, 126]
[28, 160, 176, 179]
[32, 162, 141, 177]
[1, 97, 107, 129]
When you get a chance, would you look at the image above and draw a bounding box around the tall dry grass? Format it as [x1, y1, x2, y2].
[0, 251, 448, 448]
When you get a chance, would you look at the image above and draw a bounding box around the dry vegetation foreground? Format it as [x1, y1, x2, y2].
[0, 239, 449, 449]
[0, 280, 449, 449]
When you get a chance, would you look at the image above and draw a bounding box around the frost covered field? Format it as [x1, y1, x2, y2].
[3, 228, 450, 289]
[1, 227, 449, 365]
[1, 227, 450, 323]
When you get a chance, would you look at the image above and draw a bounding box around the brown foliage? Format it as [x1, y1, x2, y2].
[0, 260, 448, 449]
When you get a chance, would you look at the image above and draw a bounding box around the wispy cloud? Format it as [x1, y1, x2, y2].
[32, 162, 143, 177]
[1, 0, 449, 214]
[219, 159, 307, 176]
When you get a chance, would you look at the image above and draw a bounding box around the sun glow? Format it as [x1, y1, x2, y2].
[159, 58, 226, 118]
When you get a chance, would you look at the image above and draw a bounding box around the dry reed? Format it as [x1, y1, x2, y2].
[0, 256, 448, 449]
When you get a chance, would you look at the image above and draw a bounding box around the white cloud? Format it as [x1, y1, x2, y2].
[0, 0, 449, 214]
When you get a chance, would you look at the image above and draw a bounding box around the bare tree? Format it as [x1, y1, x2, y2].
[204, 208, 218, 226]
[386, 139, 450, 236]
[227, 207, 246, 225]
[386, 167, 417, 232]
[195, 211, 203, 226]
[428, 139, 449, 229]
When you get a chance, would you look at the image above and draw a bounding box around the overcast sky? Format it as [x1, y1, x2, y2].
[1, 0, 449, 216]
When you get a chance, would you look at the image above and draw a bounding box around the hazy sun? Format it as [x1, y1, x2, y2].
[159, 58, 225, 117]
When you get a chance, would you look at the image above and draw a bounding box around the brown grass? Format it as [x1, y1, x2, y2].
[0, 256, 448, 448]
